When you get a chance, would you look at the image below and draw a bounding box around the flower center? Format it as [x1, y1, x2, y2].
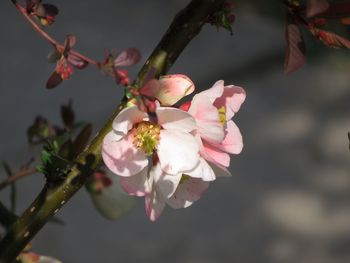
[133, 121, 161, 155]
[218, 106, 226, 126]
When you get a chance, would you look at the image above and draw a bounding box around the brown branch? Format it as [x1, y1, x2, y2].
[0, 167, 37, 191]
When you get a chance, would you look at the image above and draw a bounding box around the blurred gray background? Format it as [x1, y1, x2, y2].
[1, 0, 350, 262]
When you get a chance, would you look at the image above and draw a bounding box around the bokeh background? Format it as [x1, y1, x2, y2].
[1, 0, 350, 262]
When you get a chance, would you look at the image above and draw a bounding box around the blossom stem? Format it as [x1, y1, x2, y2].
[11, 0, 97, 65]
[0, 167, 37, 191]
[0, 0, 225, 261]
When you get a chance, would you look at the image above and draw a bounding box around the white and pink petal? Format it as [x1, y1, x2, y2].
[145, 186, 166, 222]
[151, 163, 182, 198]
[210, 120, 243, 154]
[189, 96, 225, 143]
[157, 130, 199, 175]
[196, 80, 225, 103]
[201, 142, 230, 168]
[214, 85, 246, 120]
[120, 167, 150, 196]
[166, 178, 209, 209]
[102, 132, 148, 177]
[141, 74, 195, 106]
[157, 107, 196, 133]
[112, 106, 147, 137]
[186, 157, 216, 182]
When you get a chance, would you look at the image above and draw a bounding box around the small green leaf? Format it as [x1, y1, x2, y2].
[53, 132, 71, 153]
[38, 146, 70, 182]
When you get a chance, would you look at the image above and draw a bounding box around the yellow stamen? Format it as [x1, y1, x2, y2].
[133, 121, 161, 155]
[218, 106, 226, 126]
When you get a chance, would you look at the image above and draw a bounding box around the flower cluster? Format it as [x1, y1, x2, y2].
[102, 74, 245, 221]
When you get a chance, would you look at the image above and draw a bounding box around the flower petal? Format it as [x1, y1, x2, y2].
[210, 120, 243, 154]
[141, 75, 194, 106]
[112, 106, 147, 137]
[214, 85, 246, 119]
[189, 95, 225, 143]
[157, 107, 196, 133]
[158, 130, 199, 175]
[102, 131, 148, 177]
[157, 74, 195, 106]
[166, 178, 209, 209]
[202, 142, 230, 168]
[151, 163, 182, 198]
[197, 80, 225, 102]
[145, 183, 166, 222]
[120, 167, 150, 196]
[186, 157, 216, 181]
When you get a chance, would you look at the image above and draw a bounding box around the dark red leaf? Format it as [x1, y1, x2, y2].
[314, 29, 350, 48]
[67, 53, 88, 69]
[72, 124, 92, 158]
[307, 0, 329, 18]
[47, 50, 62, 63]
[64, 35, 76, 51]
[114, 48, 141, 67]
[26, 0, 42, 13]
[46, 71, 63, 89]
[42, 3, 58, 17]
[284, 14, 306, 74]
[61, 101, 75, 128]
[321, 1, 350, 19]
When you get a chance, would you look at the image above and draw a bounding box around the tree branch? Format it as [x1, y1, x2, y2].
[0, 167, 37, 191]
[0, 0, 225, 261]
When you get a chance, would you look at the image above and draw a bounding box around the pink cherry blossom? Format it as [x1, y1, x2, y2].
[102, 106, 200, 197]
[102, 76, 245, 222]
[187, 80, 246, 175]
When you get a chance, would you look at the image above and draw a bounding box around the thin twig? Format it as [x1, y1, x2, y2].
[12, 1, 97, 65]
[0, 167, 37, 191]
